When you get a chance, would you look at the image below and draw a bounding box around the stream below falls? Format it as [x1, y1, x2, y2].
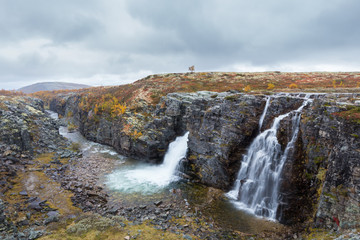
[49, 111, 283, 234]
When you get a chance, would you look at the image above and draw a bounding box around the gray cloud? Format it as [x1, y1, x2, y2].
[126, 0, 360, 62]
[0, 0, 102, 43]
[0, 0, 359, 90]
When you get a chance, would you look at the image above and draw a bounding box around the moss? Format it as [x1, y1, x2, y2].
[26, 105, 43, 115]
[304, 172, 313, 180]
[316, 167, 326, 180]
[224, 95, 238, 102]
[40, 214, 200, 240]
[188, 155, 197, 161]
[301, 227, 338, 240]
[351, 133, 359, 138]
[332, 106, 360, 124]
[67, 111, 74, 118]
[314, 156, 325, 165]
[70, 142, 81, 152]
[68, 123, 78, 132]
[36, 152, 56, 164]
[336, 184, 349, 197]
[323, 192, 337, 201]
[2, 153, 81, 229]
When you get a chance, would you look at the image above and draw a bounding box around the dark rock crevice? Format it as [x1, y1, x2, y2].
[47, 91, 360, 228]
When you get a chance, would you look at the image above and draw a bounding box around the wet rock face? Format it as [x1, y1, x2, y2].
[276, 96, 360, 227]
[181, 94, 306, 190]
[181, 94, 263, 189]
[49, 91, 360, 228]
[301, 101, 360, 229]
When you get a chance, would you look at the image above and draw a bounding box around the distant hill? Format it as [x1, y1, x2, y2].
[18, 82, 91, 94]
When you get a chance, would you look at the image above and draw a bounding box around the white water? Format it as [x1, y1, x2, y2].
[258, 96, 271, 131]
[60, 126, 128, 158]
[106, 132, 189, 194]
[46, 110, 125, 160]
[47, 109, 189, 194]
[227, 96, 312, 220]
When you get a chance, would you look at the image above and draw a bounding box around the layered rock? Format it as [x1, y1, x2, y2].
[48, 90, 360, 229]
[0, 96, 67, 157]
[272, 94, 360, 227]
[0, 96, 72, 239]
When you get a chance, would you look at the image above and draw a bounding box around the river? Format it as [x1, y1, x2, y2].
[48, 110, 283, 234]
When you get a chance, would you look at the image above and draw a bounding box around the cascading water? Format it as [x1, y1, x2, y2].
[106, 132, 189, 194]
[258, 96, 271, 131]
[227, 96, 312, 220]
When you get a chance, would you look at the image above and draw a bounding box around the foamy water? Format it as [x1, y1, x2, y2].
[106, 132, 189, 194]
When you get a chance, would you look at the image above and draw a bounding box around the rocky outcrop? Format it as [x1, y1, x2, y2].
[181, 93, 263, 189]
[0, 96, 68, 157]
[182, 94, 306, 189]
[48, 90, 360, 229]
[0, 96, 73, 239]
[270, 94, 360, 227]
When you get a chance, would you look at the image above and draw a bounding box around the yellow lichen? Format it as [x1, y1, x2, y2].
[26, 105, 44, 115]
[3, 153, 81, 225]
[39, 215, 198, 240]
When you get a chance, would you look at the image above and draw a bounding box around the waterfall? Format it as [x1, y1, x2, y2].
[258, 96, 271, 131]
[227, 96, 311, 220]
[106, 132, 189, 194]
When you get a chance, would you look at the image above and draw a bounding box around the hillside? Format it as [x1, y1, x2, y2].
[18, 82, 90, 94]
[31, 72, 360, 114]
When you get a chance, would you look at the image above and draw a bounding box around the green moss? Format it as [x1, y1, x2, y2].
[351, 133, 359, 138]
[302, 227, 338, 240]
[304, 172, 313, 180]
[323, 192, 337, 201]
[316, 167, 326, 180]
[336, 184, 348, 197]
[314, 156, 325, 165]
[70, 142, 80, 152]
[40, 210, 211, 240]
[68, 122, 78, 132]
[224, 95, 238, 102]
[188, 155, 197, 161]
[67, 111, 74, 118]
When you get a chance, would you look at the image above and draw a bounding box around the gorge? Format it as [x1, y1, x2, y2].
[47, 89, 360, 228]
[1, 72, 360, 239]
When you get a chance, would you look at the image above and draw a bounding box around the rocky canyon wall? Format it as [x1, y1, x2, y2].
[49, 91, 360, 228]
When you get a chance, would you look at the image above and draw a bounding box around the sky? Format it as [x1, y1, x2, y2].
[1, 0, 360, 90]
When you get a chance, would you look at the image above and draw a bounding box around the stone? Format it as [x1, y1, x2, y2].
[46, 88, 360, 230]
[183, 234, 192, 240]
[19, 191, 28, 196]
[28, 199, 44, 211]
[44, 211, 59, 225]
[28, 229, 44, 240]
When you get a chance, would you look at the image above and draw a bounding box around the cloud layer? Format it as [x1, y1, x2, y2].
[0, 0, 359, 89]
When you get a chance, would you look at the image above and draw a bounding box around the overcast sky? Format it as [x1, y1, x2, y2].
[1, 0, 359, 90]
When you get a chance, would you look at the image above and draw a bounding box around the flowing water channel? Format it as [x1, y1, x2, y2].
[47, 110, 283, 234]
[227, 94, 312, 220]
[106, 132, 189, 194]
